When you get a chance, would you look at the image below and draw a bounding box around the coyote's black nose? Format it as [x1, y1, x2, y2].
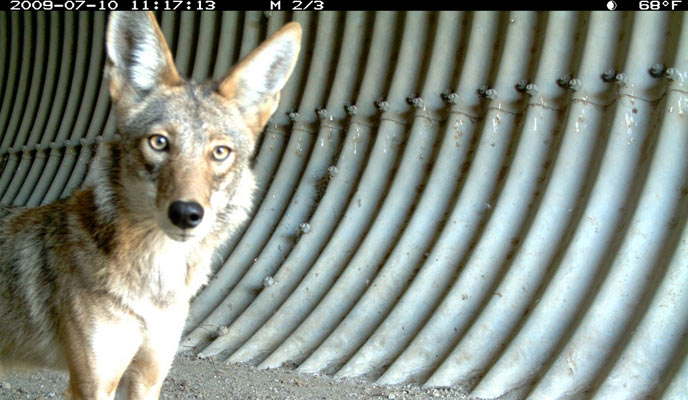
[168, 201, 204, 229]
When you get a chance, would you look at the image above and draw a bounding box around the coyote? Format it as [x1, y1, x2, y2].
[0, 12, 301, 400]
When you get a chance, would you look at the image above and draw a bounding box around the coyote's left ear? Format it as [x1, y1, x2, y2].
[105, 12, 181, 104]
[219, 22, 302, 136]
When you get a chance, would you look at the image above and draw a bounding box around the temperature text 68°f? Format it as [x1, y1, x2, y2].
[639, 0, 682, 9]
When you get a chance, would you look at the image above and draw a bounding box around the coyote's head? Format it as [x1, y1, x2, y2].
[100, 12, 301, 243]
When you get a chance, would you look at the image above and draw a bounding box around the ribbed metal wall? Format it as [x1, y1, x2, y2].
[1, 11, 687, 399]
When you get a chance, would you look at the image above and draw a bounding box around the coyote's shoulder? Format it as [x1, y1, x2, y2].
[0, 11, 301, 400]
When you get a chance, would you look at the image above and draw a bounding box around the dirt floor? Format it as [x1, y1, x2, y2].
[0, 354, 468, 400]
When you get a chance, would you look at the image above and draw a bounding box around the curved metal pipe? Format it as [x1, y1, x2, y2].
[194, 11, 369, 360]
[47, 12, 109, 204]
[0, 13, 34, 201]
[303, 11, 465, 377]
[0, 12, 22, 150]
[202, 11, 395, 365]
[23, 13, 90, 207]
[183, 12, 322, 341]
[188, 12, 345, 353]
[526, 11, 683, 399]
[253, 12, 433, 370]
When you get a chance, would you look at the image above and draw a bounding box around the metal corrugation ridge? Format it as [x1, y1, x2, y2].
[0, 11, 686, 400]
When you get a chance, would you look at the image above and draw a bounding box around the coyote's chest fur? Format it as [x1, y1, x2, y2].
[102, 224, 210, 313]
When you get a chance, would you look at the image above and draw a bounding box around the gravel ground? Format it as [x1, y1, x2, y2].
[0, 354, 468, 400]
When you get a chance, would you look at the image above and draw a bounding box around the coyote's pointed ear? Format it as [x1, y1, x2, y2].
[105, 12, 180, 104]
[218, 22, 302, 136]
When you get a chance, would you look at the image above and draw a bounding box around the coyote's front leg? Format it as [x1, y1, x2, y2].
[122, 306, 187, 400]
[62, 312, 143, 400]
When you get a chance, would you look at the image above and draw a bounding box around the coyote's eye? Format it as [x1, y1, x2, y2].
[148, 134, 169, 151]
[212, 146, 232, 161]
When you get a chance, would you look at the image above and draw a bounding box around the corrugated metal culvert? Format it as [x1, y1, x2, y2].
[1, 10, 687, 399]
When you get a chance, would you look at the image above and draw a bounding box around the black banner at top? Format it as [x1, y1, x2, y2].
[2, 0, 685, 11]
